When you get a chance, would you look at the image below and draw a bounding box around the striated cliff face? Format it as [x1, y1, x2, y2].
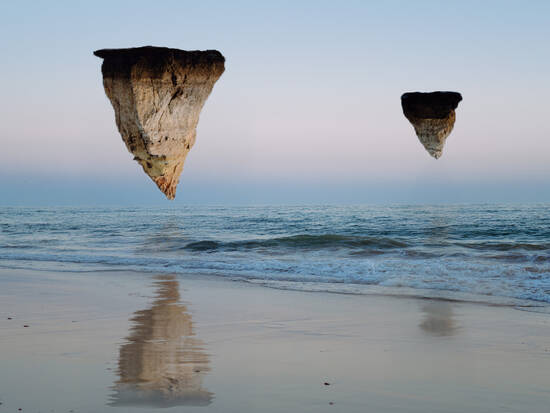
[94, 46, 225, 199]
[401, 91, 462, 159]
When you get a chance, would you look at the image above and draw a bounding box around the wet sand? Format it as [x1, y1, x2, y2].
[1, 267, 549, 412]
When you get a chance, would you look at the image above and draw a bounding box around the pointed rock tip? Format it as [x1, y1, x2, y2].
[153, 176, 177, 200]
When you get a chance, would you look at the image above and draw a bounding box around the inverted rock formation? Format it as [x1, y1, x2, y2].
[401, 91, 462, 159]
[94, 46, 225, 199]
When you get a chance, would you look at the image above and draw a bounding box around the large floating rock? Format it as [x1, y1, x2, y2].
[94, 46, 225, 199]
[401, 91, 462, 159]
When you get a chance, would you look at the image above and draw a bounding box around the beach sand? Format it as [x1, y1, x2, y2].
[1, 267, 549, 412]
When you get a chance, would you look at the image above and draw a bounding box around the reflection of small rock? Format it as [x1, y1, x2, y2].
[419, 301, 458, 336]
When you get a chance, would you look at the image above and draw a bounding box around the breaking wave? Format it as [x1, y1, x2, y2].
[1, 205, 549, 307]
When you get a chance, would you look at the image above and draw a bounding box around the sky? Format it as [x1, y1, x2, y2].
[1, 0, 549, 205]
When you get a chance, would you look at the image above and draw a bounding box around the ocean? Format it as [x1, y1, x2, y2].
[1, 205, 549, 308]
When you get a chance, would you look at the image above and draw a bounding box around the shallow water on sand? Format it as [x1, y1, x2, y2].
[1, 204, 549, 306]
[1, 269, 550, 413]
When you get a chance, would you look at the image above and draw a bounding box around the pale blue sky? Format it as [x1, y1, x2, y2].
[1, 0, 549, 205]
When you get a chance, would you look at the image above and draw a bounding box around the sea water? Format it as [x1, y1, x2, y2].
[1, 205, 549, 308]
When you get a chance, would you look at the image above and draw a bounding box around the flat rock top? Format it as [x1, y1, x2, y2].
[94, 46, 224, 62]
[94, 46, 225, 78]
[401, 91, 462, 119]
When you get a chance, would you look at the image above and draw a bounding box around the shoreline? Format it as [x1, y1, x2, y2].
[1, 260, 549, 312]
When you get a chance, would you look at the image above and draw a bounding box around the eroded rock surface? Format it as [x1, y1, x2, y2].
[401, 91, 462, 159]
[94, 46, 225, 199]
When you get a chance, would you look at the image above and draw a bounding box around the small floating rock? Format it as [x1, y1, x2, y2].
[401, 91, 462, 159]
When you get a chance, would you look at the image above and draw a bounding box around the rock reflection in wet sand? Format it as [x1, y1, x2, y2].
[109, 275, 213, 407]
[419, 301, 458, 337]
